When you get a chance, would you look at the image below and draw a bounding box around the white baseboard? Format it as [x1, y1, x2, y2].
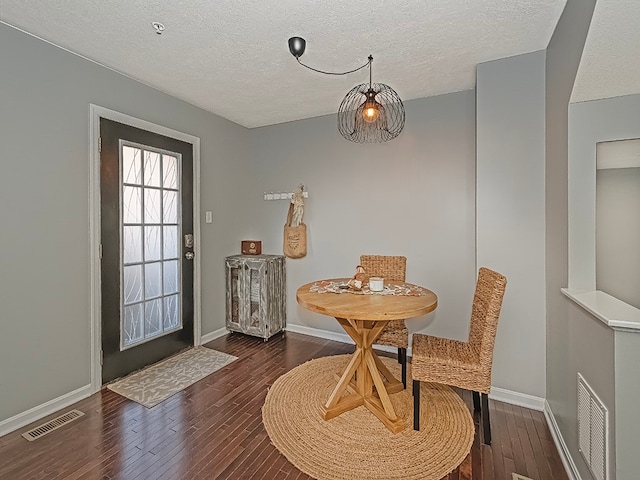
[489, 387, 545, 411]
[544, 401, 582, 480]
[0, 320, 574, 480]
[291, 322, 581, 476]
[1, 326, 227, 438]
[285, 323, 410, 356]
[286, 324, 354, 345]
[286, 323, 546, 411]
[200, 327, 229, 345]
[0, 384, 93, 438]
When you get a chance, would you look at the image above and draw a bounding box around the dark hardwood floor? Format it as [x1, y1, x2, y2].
[0, 332, 568, 480]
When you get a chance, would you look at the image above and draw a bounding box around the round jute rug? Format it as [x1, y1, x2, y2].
[262, 354, 474, 480]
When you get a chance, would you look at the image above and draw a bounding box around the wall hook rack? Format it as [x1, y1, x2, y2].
[263, 189, 309, 201]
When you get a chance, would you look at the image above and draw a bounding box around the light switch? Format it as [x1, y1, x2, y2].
[205, 211, 212, 223]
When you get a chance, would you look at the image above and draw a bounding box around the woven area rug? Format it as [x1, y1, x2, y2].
[262, 355, 474, 480]
[107, 346, 237, 407]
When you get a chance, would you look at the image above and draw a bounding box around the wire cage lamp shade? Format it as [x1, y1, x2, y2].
[338, 82, 405, 143]
[288, 37, 405, 143]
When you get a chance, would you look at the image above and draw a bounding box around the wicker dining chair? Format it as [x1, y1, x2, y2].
[411, 267, 507, 445]
[359, 255, 409, 388]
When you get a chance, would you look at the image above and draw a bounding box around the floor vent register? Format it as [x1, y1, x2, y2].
[21, 409, 85, 441]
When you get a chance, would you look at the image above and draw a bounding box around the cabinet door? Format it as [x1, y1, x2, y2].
[225, 259, 243, 331]
[244, 259, 267, 336]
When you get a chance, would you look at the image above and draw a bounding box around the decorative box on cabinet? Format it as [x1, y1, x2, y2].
[225, 254, 286, 340]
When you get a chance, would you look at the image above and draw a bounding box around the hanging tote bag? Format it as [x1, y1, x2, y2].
[283, 202, 307, 258]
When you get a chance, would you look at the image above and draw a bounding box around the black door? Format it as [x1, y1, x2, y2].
[100, 118, 194, 383]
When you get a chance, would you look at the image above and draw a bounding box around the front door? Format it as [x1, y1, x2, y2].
[100, 118, 194, 383]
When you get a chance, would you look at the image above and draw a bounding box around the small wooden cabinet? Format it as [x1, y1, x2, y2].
[225, 254, 286, 340]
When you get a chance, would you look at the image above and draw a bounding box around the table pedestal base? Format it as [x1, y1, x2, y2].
[322, 318, 405, 433]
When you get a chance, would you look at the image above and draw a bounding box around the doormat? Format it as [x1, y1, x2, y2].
[107, 346, 237, 407]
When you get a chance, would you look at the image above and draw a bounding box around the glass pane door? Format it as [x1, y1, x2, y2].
[120, 143, 182, 349]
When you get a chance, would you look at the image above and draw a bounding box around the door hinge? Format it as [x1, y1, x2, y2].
[100, 350, 104, 365]
[98, 136, 102, 153]
[99, 243, 103, 259]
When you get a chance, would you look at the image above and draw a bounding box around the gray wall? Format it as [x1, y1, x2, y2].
[246, 92, 478, 344]
[0, 23, 252, 423]
[614, 330, 640, 479]
[476, 51, 547, 398]
[0, 18, 545, 428]
[568, 93, 640, 480]
[597, 167, 640, 309]
[544, 1, 607, 479]
[5, 10, 634, 479]
[568, 96, 640, 292]
[566, 302, 617, 479]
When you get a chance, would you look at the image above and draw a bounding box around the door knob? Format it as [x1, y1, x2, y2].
[185, 252, 195, 260]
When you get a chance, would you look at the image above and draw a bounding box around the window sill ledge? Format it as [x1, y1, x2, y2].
[561, 289, 640, 333]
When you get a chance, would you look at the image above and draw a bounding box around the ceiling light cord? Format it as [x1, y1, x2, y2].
[287, 37, 404, 143]
[295, 56, 372, 76]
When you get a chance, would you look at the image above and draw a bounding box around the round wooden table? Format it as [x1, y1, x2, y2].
[296, 279, 437, 433]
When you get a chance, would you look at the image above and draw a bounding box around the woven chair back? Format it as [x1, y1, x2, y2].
[359, 255, 406, 282]
[468, 267, 507, 371]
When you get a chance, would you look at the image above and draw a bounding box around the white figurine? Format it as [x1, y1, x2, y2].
[290, 184, 305, 227]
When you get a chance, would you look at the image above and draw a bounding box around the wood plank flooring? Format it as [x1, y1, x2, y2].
[0, 332, 568, 480]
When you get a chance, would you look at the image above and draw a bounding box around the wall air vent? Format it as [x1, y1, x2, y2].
[577, 373, 608, 480]
[21, 409, 85, 441]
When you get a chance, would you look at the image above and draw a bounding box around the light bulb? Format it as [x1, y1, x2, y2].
[361, 88, 380, 123]
[363, 105, 379, 123]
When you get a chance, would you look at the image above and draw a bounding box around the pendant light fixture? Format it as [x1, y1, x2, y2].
[288, 37, 405, 143]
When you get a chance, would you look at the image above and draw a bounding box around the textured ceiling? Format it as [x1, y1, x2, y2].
[571, 0, 640, 103]
[2, 0, 606, 128]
